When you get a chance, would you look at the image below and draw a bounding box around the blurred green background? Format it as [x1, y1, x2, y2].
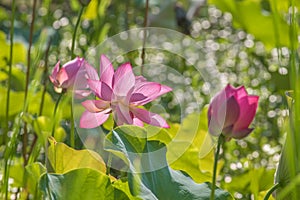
[1, 0, 299, 199]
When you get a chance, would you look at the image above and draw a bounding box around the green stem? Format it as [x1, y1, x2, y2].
[26, 38, 53, 165]
[210, 135, 224, 200]
[3, 160, 9, 199]
[270, 0, 283, 71]
[288, 0, 299, 199]
[264, 183, 280, 200]
[70, 102, 75, 148]
[51, 92, 64, 137]
[5, 0, 16, 144]
[39, 38, 52, 116]
[24, 0, 37, 108]
[71, 6, 84, 58]
[3, 116, 21, 199]
[22, 0, 37, 168]
[141, 0, 149, 75]
[69, 6, 85, 148]
[270, 0, 280, 49]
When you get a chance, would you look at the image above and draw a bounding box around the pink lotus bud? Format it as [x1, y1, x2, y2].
[49, 57, 84, 93]
[208, 84, 259, 140]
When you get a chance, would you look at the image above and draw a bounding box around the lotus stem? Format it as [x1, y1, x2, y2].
[141, 0, 149, 75]
[70, 102, 75, 148]
[264, 183, 280, 200]
[210, 134, 224, 200]
[5, 0, 16, 144]
[51, 92, 64, 137]
[71, 6, 84, 58]
[70, 6, 85, 148]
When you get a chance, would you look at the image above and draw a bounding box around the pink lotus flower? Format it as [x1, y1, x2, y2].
[49, 57, 98, 98]
[208, 84, 259, 140]
[79, 55, 172, 129]
[49, 57, 85, 93]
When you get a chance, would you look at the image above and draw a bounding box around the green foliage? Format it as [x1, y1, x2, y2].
[0, 86, 24, 120]
[112, 178, 142, 200]
[223, 167, 275, 199]
[275, 92, 300, 199]
[0, 0, 298, 199]
[82, 0, 112, 44]
[0, 83, 69, 119]
[6, 67, 26, 91]
[24, 162, 46, 197]
[41, 138, 137, 199]
[7, 160, 46, 199]
[105, 126, 233, 199]
[47, 137, 106, 174]
[40, 168, 116, 200]
[33, 116, 66, 144]
[0, 31, 26, 67]
[83, 0, 111, 20]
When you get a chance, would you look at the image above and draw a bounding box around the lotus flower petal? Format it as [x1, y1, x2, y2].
[133, 117, 144, 127]
[63, 57, 84, 76]
[62, 57, 84, 87]
[82, 100, 110, 113]
[208, 84, 259, 140]
[130, 82, 161, 105]
[222, 96, 240, 128]
[85, 61, 99, 81]
[49, 61, 60, 85]
[231, 128, 253, 139]
[132, 108, 169, 128]
[113, 62, 135, 97]
[49, 57, 85, 91]
[114, 103, 133, 125]
[100, 55, 114, 87]
[88, 79, 112, 101]
[159, 85, 173, 96]
[74, 90, 92, 99]
[80, 110, 110, 129]
[233, 96, 259, 132]
[56, 68, 69, 87]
